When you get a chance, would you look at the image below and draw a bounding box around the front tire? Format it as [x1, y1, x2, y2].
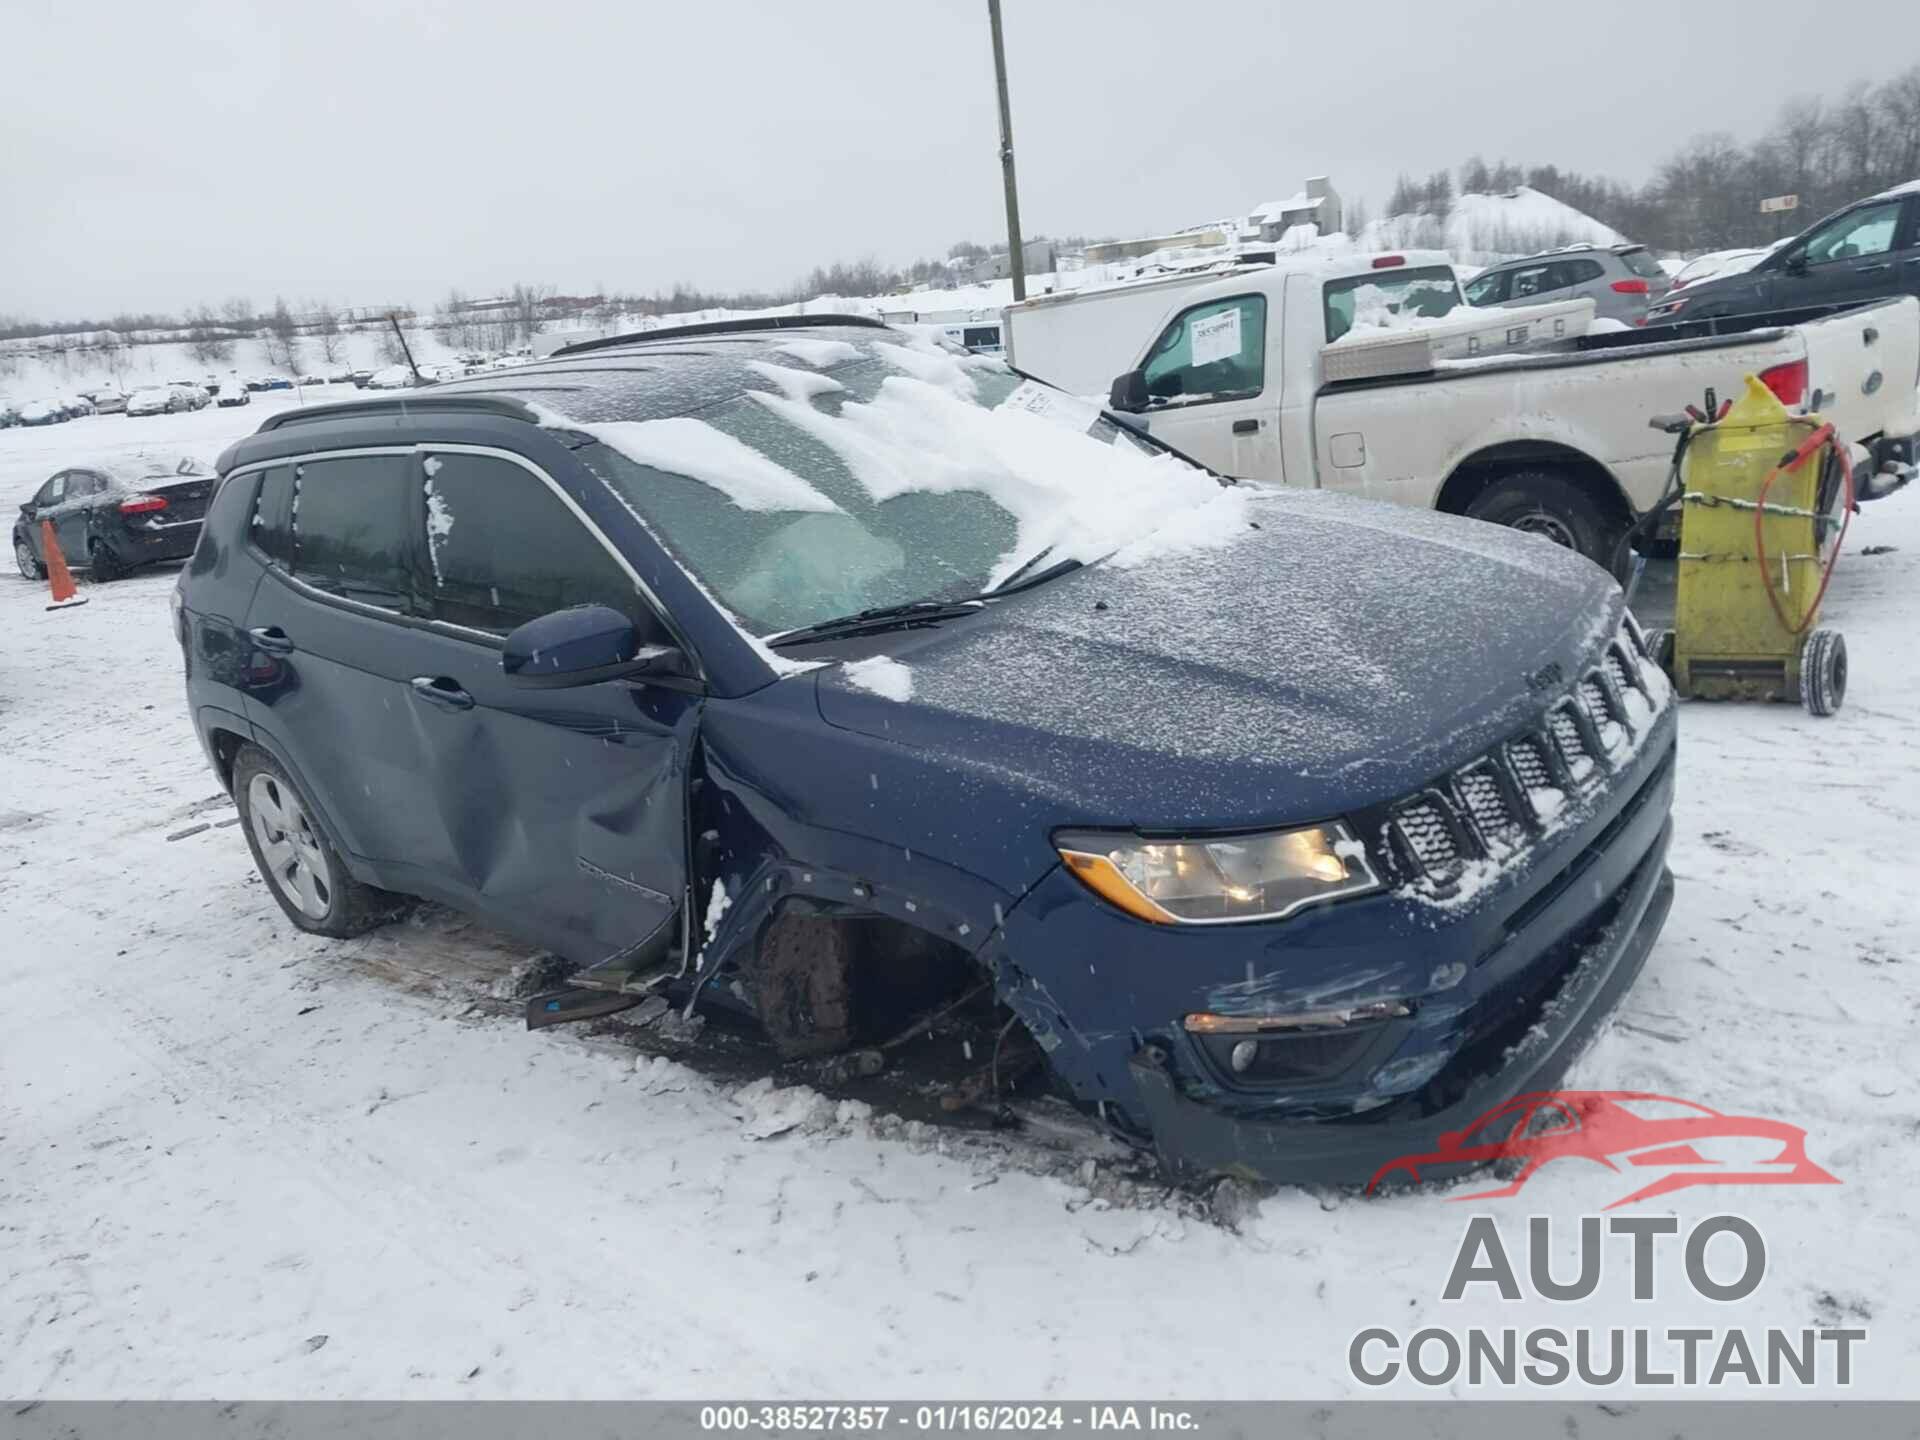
[1465, 471, 1626, 569]
[232, 744, 405, 937]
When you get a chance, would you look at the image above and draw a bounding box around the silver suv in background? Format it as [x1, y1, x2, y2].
[1464, 243, 1671, 325]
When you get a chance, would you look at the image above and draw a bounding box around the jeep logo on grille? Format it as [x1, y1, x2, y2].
[1525, 662, 1563, 692]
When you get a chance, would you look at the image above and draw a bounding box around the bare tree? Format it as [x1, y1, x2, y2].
[508, 282, 553, 348]
[311, 302, 344, 364]
[374, 314, 414, 367]
[185, 305, 233, 365]
[259, 296, 302, 373]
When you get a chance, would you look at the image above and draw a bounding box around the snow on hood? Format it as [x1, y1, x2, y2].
[816, 489, 1623, 828]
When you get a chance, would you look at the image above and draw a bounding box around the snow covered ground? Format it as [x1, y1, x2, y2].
[2, 395, 1917, 1400]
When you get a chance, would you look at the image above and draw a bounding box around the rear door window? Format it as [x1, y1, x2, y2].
[414, 452, 645, 637]
[1141, 294, 1266, 404]
[289, 454, 416, 612]
[1508, 263, 1561, 301]
[1565, 259, 1605, 285]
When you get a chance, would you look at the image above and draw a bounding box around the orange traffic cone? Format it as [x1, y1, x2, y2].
[41, 520, 88, 611]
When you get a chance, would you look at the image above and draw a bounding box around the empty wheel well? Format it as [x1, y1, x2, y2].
[208, 726, 247, 791]
[747, 902, 985, 1054]
[1435, 443, 1633, 530]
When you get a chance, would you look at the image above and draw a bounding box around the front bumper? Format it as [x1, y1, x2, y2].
[1128, 835, 1673, 1187]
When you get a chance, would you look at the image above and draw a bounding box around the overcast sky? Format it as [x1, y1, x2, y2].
[1, 0, 1907, 319]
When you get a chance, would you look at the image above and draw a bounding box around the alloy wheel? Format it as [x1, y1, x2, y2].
[247, 773, 332, 919]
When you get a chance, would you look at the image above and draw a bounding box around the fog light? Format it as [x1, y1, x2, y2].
[1229, 1040, 1259, 1074]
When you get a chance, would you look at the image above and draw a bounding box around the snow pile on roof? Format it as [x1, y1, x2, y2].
[1250, 192, 1318, 224]
[583, 418, 843, 514]
[1365, 185, 1624, 262]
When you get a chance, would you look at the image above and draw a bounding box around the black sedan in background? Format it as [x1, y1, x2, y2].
[13, 454, 215, 582]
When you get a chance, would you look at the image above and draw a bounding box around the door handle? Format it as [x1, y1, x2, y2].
[248, 626, 294, 655]
[410, 676, 475, 710]
[1852, 262, 1893, 274]
[1232, 418, 1262, 435]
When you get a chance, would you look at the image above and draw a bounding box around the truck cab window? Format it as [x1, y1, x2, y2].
[1142, 295, 1266, 404]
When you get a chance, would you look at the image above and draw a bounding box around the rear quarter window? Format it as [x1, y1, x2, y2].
[1620, 248, 1667, 279]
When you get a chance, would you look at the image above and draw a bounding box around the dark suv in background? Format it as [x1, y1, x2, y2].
[174, 317, 1677, 1187]
[1646, 182, 1920, 326]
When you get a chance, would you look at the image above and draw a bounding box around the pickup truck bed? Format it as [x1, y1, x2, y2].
[1308, 296, 1919, 559]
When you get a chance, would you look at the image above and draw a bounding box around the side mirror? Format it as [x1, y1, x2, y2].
[501, 604, 684, 688]
[1108, 368, 1149, 413]
[1782, 251, 1808, 275]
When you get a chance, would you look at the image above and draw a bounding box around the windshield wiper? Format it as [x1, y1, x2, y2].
[983, 554, 1083, 597]
[766, 553, 1088, 650]
[765, 598, 983, 649]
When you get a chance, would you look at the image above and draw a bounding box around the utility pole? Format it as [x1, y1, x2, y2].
[987, 0, 1026, 302]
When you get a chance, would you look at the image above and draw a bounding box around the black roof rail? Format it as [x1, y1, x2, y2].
[552, 312, 889, 358]
[254, 393, 538, 432]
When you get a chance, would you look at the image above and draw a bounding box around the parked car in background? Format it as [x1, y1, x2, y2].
[126, 387, 190, 416]
[365, 364, 414, 388]
[178, 384, 211, 410]
[1647, 182, 1920, 326]
[216, 382, 253, 408]
[83, 388, 130, 414]
[325, 367, 354, 383]
[58, 395, 95, 418]
[14, 453, 215, 581]
[17, 399, 67, 426]
[348, 369, 375, 388]
[176, 316, 1676, 1189]
[1463, 243, 1671, 325]
[0, 404, 18, 429]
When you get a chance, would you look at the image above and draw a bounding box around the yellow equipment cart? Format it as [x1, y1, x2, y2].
[1649, 374, 1853, 715]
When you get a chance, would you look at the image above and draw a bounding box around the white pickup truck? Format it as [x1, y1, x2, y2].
[1015, 253, 1920, 564]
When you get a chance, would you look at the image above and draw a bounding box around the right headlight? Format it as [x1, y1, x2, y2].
[1055, 822, 1380, 925]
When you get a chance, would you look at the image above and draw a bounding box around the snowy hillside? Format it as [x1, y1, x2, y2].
[1365, 184, 1626, 263]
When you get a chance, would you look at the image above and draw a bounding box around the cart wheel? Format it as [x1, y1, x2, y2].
[1644, 627, 1675, 678]
[1800, 629, 1847, 716]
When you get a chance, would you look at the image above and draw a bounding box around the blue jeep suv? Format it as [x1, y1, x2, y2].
[175, 316, 1676, 1186]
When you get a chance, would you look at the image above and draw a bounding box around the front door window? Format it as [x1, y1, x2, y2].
[1142, 295, 1266, 405]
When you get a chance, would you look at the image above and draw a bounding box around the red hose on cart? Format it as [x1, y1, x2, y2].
[1753, 422, 1852, 639]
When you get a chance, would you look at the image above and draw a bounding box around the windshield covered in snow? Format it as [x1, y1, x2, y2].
[571, 337, 1227, 636]
[1322, 266, 1463, 342]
